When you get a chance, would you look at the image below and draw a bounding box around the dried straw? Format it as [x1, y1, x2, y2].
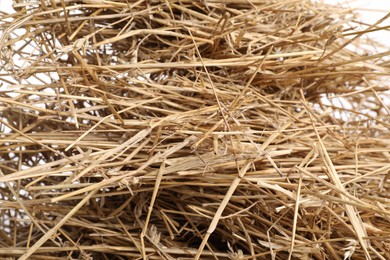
[0, 0, 390, 259]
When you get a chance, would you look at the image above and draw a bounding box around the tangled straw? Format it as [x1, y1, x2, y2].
[1, 0, 390, 259]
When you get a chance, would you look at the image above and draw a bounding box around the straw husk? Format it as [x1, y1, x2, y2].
[0, 0, 390, 259]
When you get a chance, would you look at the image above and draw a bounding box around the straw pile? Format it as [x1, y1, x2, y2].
[1, 0, 390, 259]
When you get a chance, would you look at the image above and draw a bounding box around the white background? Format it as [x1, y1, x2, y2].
[325, 0, 390, 44]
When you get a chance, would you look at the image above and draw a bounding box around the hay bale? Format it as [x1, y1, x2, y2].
[0, 0, 389, 259]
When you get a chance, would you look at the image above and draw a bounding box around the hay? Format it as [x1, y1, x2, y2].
[0, 0, 390, 259]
